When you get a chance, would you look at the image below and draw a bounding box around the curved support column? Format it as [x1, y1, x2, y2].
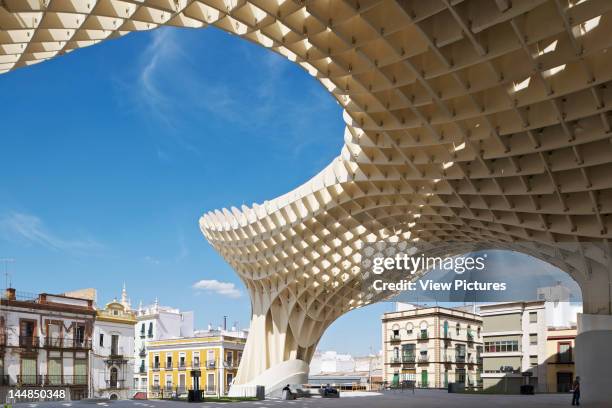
[231, 288, 331, 395]
[575, 313, 612, 406]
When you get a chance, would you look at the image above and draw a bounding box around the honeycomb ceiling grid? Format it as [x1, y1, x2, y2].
[1, 0, 612, 307]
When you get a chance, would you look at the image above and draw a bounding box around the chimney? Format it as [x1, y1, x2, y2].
[5, 288, 15, 301]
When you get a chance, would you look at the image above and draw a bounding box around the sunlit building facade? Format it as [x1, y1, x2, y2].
[147, 329, 246, 397]
[382, 304, 483, 389]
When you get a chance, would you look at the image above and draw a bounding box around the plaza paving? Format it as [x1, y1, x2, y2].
[13, 390, 573, 408]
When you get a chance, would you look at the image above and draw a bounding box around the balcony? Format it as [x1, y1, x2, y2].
[147, 332, 154, 338]
[223, 360, 237, 369]
[43, 337, 92, 350]
[140, 332, 146, 339]
[152, 363, 160, 371]
[165, 362, 174, 370]
[44, 375, 88, 386]
[139, 348, 146, 357]
[17, 375, 43, 386]
[402, 356, 415, 364]
[390, 357, 401, 364]
[467, 332, 474, 342]
[178, 361, 187, 370]
[206, 360, 216, 369]
[139, 366, 146, 374]
[389, 334, 401, 342]
[418, 332, 429, 341]
[19, 335, 40, 349]
[192, 360, 201, 369]
[455, 356, 466, 364]
[418, 356, 429, 363]
[104, 379, 126, 390]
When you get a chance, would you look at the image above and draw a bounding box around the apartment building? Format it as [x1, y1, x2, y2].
[133, 297, 194, 394]
[147, 328, 246, 397]
[545, 327, 576, 393]
[91, 298, 137, 399]
[480, 301, 547, 393]
[381, 303, 483, 389]
[0, 287, 95, 401]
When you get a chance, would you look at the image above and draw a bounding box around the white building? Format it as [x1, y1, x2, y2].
[0, 288, 95, 401]
[133, 296, 193, 394]
[537, 284, 582, 328]
[310, 351, 355, 375]
[480, 301, 547, 393]
[91, 297, 137, 400]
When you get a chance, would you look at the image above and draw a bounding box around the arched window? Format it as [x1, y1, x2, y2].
[456, 323, 461, 335]
[110, 367, 118, 388]
[393, 347, 399, 361]
[477, 327, 481, 338]
[405, 323, 413, 335]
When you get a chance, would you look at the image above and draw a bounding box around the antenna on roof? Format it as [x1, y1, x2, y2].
[0, 258, 15, 288]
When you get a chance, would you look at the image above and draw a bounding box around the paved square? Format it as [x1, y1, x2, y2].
[13, 390, 572, 408]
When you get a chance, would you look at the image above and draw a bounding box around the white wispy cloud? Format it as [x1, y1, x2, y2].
[144, 255, 161, 265]
[114, 26, 342, 163]
[193, 279, 242, 298]
[0, 211, 103, 253]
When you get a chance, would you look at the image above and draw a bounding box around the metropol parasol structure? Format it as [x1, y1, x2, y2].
[2, 0, 612, 404]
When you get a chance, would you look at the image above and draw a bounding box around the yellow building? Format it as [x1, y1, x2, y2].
[546, 327, 576, 393]
[147, 330, 246, 397]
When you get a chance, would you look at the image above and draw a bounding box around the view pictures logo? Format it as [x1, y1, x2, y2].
[362, 242, 487, 275]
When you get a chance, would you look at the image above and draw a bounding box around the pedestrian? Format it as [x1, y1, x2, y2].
[571, 376, 580, 406]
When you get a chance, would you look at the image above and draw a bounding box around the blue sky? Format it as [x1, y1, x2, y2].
[0, 26, 579, 356]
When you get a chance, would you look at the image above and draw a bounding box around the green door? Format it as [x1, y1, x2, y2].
[421, 370, 428, 387]
[392, 373, 399, 386]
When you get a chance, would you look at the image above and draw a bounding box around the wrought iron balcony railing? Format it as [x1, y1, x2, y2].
[43, 337, 92, 350]
[19, 336, 40, 348]
[17, 375, 43, 386]
[105, 379, 126, 389]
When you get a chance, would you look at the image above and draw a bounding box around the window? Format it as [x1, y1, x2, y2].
[193, 352, 200, 368]
[99, 333, 104, 347]
[179, 353, 186, 368]
[21, 357, 37, 384]
[111, 334, 119, 355]
[402, 344, 415, 362]
[148, 322, 153, 338]
[47, 355, 62, 385]
[75, 324, 85, 345]
[166, 354, 173, 369]
[455, 344, 466, 363]
[19, 320, 36, 347]
[140, 324, 145, 337]
[484, 340, 519, 352]
[529, 312, 538, 323]
[558, 342, 572, 363]
[165, 374, 172, 389]
[530, 355, 538, 367]
[530, 334, 538, 345]
[154, 354, 160, 369]
[74, 357, 87, 384]
[456, 323, 461, 335]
